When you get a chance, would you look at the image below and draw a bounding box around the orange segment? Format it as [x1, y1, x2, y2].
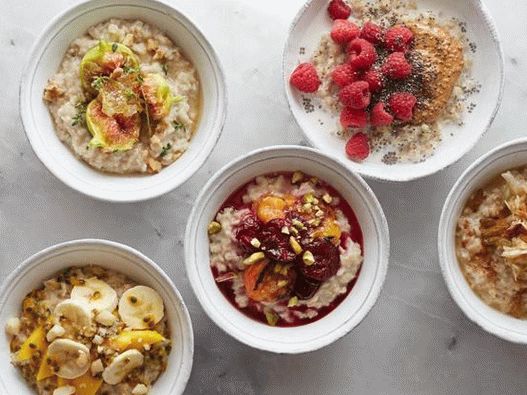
[314, 218, 342, 243]
[256, 195, 296, 223]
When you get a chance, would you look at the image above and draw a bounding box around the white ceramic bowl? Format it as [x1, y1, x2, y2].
[439, 138, 527, 343]
[283, 0, 503, 182]
[0, 239, 194, 394]
[185, 146, 389, 353]
[20, 0, 226, 202]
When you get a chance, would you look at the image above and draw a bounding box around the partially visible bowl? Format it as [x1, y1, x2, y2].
[283, 0, 503, 182]
[439, 138, 527, 343]
[0, 239, 194, 394]
[20, 0, 226, 202]
[185, 146, 390, 353]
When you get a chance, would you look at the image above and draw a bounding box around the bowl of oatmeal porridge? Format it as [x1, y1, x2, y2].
[185, 146, 389, 353]
[283, 0, 503, 182]
[439, 138, 527, 343]
[0, 239, 194, 394]
[20, 0, 226, 202]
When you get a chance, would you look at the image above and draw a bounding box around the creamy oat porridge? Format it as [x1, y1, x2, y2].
[43, 19, 200, 174]
[5, 266, 171, 394]
[289, 0, 478, 164]
[208, 171, 363, 327]
[456, 168, 527, 319]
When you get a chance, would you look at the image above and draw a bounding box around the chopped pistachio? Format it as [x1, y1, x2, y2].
[274, 264, 283, 273]
[289, 236, 303, 255]
[313, 198, 320, 205]
[250, 238, 261, 248]
[308, 218, 321, 227]
[315, 209, 324, 218]
[322, 193, 333, 204]
[303, 251, 315, 266]
[265, 310, 279, 326]
[291, 171, 304, 184]
[281, 226, 290, 235]
[303, 193, 315, 204]
[292, 219, 305, 229]
[310, 177, 318, 185]
[302, 203, 312, 211]
[287, 296, 299, 307]
[277, 280, 288, 288]
[280, 266, 289, 276]
[243, 252, 265, 265]
[207, 221, 222, 235]
[290, 226, 299, 235]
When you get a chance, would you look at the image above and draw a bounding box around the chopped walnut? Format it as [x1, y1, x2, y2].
[43, 82, 64, 102]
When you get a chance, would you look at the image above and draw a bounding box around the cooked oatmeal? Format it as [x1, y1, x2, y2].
[5, 266, 171, 394]
[43, 19, 200, 174]
[456, 168, 527, 318]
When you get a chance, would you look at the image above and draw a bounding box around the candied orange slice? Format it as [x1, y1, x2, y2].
[255, 195, 296, 223]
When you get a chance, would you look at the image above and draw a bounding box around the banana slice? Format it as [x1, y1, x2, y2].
[54, 299, 93, 328]
[71, 277, 118, 313]
[47, 339, 91, 379]
[102, 349, 144, 385]
[118, 286, 164, 329]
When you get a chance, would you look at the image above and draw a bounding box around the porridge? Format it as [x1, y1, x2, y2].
[456, 168, 527, 318]
[5, 266, 171, 394]
[208, 171, 363, 327]
[289, 0, 477, 164]
[43, 19, 200, 174]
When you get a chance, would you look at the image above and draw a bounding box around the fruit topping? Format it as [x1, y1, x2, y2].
[102, 349, 144, 385]
[389, 92, 417, 121]
[327, 0, 352, 20]
[361, 69, 383, 92]
[243, 261, 296, 303]
[338, 81, 370, 109]
[370, 102, 394, 127]
[293, 275, 321, 300]
[345, 132, 370, 160]
[141, 73, 177, 120]
[340, 107, 368, 128]
[235, 213, 262, 251]
[71, 277, 118, 313]
[290, 63, 321, 93]
[331, 64, 358, 88]
[382, 52, 412, 79]
[47, 339, 91, 379]
[360, 21, 383, 44]
[259, 218, 297, 262]
[98, 73, 142, 118]
[255, 195, 290, 223]
[384, 25, 414, 52]
[118, 286, 164, 329]
[330, 19, 360, 44]
[347, 38, 378, 70]
[299, 238, 341, 281]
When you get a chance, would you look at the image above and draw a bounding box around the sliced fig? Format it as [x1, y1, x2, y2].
[141, 73, 176, 120]
[80, 41, 139, 94]
[99, 74, 142, 118]
[85, 99, 140, 151]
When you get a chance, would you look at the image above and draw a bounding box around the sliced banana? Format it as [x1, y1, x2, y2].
[47, 338, 91, 379]
[54, 299, 93, 328]
[102, 349, 144, 385]
[71, 277, 118, 313]
[53, 386, 76, 395]
[118, 286, 164, 329]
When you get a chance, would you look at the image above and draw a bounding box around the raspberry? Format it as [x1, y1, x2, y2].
[382, 52, 412, 79]
[361, 69, 382, 92]
[360, 21, 383, 44]
[328, 0, 351, 20]
[330, 19, 360, 44]
[389, 92, 417, 121]
[339, 81, 370, 109]
[370, 102, 394, 127]
[345, 132, 370, 161]
[340, 107, 368, 128]
[347, 38, 377, 70]
[331, 64, 358, 87]
[289, 63, 321, 93]
[385, 25, 414, 52]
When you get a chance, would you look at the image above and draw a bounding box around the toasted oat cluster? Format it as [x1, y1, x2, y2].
[456, 168, 527, 318]
[5, 266, 171, 395]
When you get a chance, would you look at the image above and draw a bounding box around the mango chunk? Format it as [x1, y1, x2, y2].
[36, 351, 54, 381]
[16, 326, 47, 362]
[58, 374, 103, 395]
[110, 330, 165, 351]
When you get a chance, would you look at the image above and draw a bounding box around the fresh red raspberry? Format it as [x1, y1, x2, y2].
[347, 38, 377, 70]
[361, 69, 382, 92]
[328, 0, 351, 20]
[340, 107, 368, 128]
[339, 81, 370, 109]
[382, 52, 412, 79]
[370, 102, 394, 127]
[360, 21, 383, 44]
[384, 25, 414, 52]
[330, 19, 360, 44]
[389, 92, 417, 121]
[331, 64, 358, 87]
[289, 63, 321, 93]
[345, 132, 370, 161]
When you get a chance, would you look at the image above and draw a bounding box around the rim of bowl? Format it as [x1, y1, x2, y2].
[0, 238, 194, 393]
[438, 138, 527, 343]
[19, 0, 227, 202]
[184, 145, 390, 353]
[281, 0, 505, 183]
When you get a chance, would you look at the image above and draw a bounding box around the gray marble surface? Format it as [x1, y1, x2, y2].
[1, 0, 527, 394]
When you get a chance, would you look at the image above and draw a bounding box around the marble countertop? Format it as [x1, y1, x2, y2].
[1, 0, 527, 394]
